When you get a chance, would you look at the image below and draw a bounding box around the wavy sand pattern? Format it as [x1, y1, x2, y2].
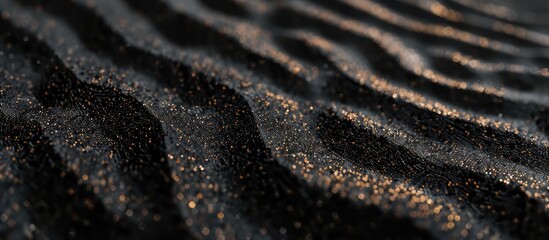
[1, 0, 549, 239]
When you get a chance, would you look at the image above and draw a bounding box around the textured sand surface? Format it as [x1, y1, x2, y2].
[1, 0, 549, 239]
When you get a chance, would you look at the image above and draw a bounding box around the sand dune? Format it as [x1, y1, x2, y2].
[1, 0, 548, 239]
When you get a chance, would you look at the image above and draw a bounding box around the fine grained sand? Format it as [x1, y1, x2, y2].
[1, 0, 549, 239]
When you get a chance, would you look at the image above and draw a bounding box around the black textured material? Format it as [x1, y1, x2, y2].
[1, 0, 549, 239]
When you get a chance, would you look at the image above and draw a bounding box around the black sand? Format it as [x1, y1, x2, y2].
[1, 0, 549, 239]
